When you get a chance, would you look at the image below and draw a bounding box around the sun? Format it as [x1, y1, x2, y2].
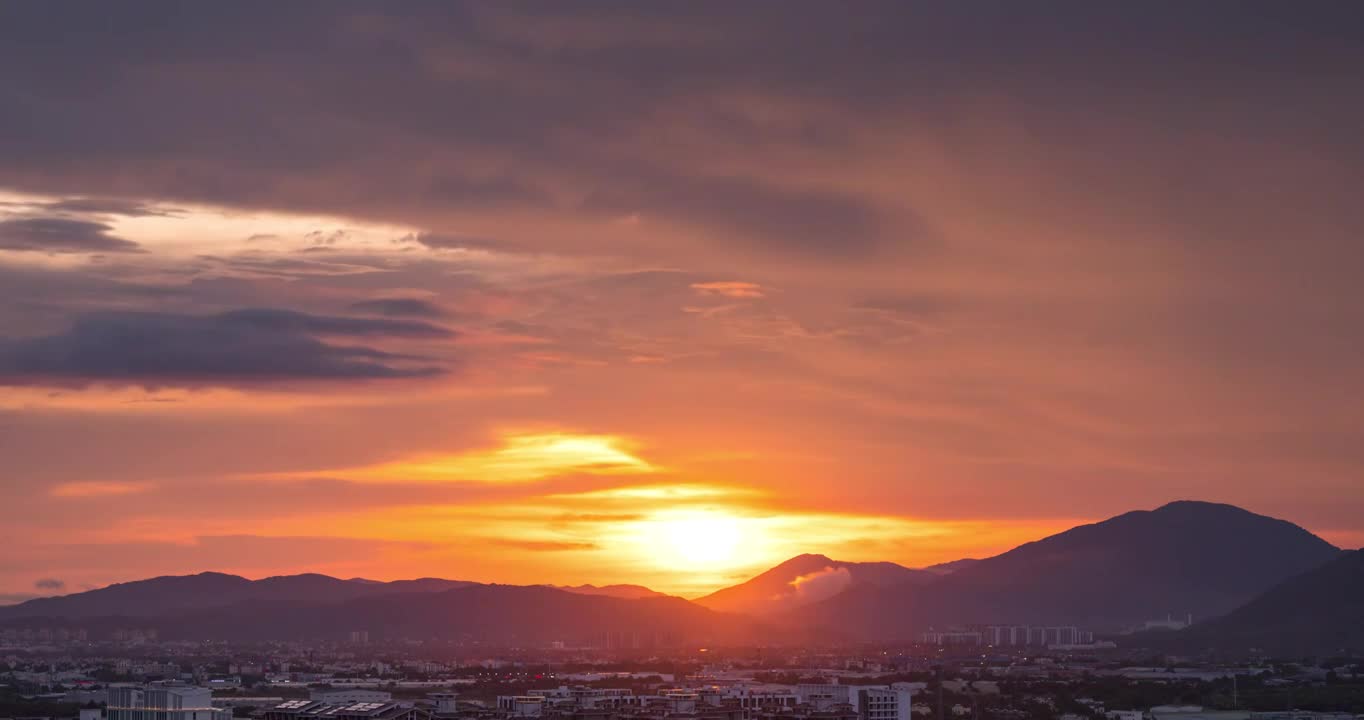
[643, 509, 745, 568]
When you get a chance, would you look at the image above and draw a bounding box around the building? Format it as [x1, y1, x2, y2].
[707, 686, 798, 711]
[1142, 614, 1194, 631]
[264, 700, 428, 720]
[857, 687, 912, 720]
[527, 688, 634, 710]
[311, 690, 394, 705]
[922, 625, 1094, 647]
[429, 694, 460, 717]
[107, 685, 232, 720]
[920, 630, 984, 647]
[797, 684, 852, 710]
[496, 697, 546, 717]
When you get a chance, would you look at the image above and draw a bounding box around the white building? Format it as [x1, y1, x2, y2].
[496, 696, 545, 717]
[712, 686, 799, 710]
[107, 685, 231, 720]
[526, 687, 633, 709]
[797, 683, 852, 710]
[429, 693, 459, 715]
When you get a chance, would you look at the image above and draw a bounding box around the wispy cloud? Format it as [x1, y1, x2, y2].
[280, 432, 657, 485]
[691, 281, 766, 299]
[51, 481, 153, 498]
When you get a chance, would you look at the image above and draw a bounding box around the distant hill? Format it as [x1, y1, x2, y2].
[0, 572, 478, 619]
[694, 553, 933, 615]
[554, 584, 670, 600]
[183, 584, 752, 644]
[1, 582, 753, 646]
[1151, 549, 1364, 656]
[796, 501, 1341, 638]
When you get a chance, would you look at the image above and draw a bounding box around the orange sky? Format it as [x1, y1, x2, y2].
[1, 4, 1363, 603]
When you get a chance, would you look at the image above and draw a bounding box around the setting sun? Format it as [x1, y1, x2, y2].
[637, 510, 747, 570]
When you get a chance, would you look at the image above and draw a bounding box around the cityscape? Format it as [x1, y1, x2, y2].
[2, 6, 1362, 720]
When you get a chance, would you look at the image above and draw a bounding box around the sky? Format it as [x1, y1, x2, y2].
[2, 2, 1364, 602]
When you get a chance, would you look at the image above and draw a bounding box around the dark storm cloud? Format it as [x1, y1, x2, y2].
[0, 309, 452, 386]
[349, 298, 447, 318]
[0, 217, 142, 254]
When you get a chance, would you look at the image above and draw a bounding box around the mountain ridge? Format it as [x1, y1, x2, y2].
[789, 500, 1341, 639]
[693, 553, 935, 615]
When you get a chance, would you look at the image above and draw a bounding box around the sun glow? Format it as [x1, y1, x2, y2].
[638, 509, 748, 569]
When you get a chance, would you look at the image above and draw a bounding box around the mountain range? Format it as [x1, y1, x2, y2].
[0, 573, 479, 619]
[1, 500, 1352, 653]
[549, 584, 670, 600]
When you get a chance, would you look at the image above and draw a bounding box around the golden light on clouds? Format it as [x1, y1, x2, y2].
[690, 281, 765, 298]
[83, 470, 1086, 595]
[549, 483, 755, 501]
[291, 431, 657, 484]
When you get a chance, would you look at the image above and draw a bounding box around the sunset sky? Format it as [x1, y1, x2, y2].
[3, 3, 1364, 602]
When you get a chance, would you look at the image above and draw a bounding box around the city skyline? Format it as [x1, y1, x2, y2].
[4, 3, 1364, 600]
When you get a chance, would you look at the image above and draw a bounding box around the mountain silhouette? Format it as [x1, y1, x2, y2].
[0, 572, 479, 619]
[1, 501, 1340, 649]
[2, 583, 751, 646]
[553, 584, 671, 599]
[793, 501, 1340, 638]
[1154, 549, 1364, 656]
[694, 553, 933, 615]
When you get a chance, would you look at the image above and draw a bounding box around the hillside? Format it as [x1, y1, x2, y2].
[694, 553, 933, 615]
[2, 583, 754, 646]
[796, 501, 1341, 638]
[1156, 549, 1364, 656]
[0, 572, 477, 619]
[554, 584, 670, 599]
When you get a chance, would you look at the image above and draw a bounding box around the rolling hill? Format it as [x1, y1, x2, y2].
[0, 572, 478, 619]
[554, 584, 671, 599]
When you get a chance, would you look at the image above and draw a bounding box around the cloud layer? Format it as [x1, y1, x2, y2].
[0, 3, 1362, 596]
[0, 309, 451, 386]
[0, 217, 142, 254]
